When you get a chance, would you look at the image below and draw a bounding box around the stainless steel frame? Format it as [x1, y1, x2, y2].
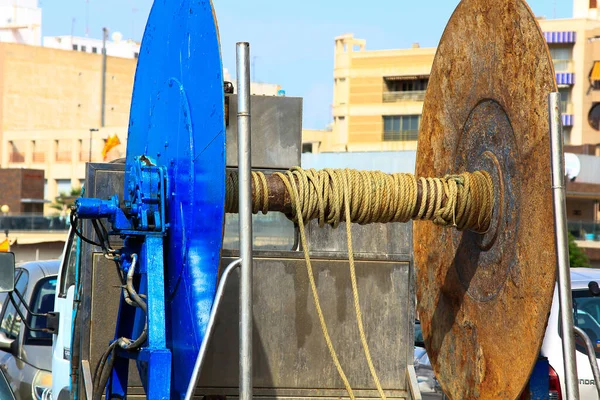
[573, 326, 600, 397]
[549, 91, 580, 400]
[237, 41, 254, 400]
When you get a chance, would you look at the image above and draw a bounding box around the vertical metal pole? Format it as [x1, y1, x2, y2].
[549, 92, 579, 400]
[236, 42, 253, 400]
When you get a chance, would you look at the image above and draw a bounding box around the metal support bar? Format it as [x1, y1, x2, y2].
[549, 91, 579, 400]
[236, 41, 253, 400]
[573, 326, 600, 398]
[184, 259, 242, 400]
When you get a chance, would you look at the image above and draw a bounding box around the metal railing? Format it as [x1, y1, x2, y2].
[560, 101, 574, 115]
[553, 59, 574, 73]
[383, 90, 426, 102]
[0, 214, 69, 231]
[55, 151, 71, 162]
[32, 152, 46, 163]
[383, 130, 419, 142]
[568, 220, 600, 241]
[8, 152, 24, 163]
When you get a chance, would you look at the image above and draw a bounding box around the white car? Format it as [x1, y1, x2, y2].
[541, 268, 600, 399]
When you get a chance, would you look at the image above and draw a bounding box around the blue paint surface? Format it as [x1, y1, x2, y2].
[125, 0, 225, 397]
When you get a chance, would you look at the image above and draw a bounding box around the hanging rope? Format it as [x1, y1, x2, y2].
[224, 166, 495, 399]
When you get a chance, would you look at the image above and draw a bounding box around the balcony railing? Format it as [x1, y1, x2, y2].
[55, 151, 71, 162]
[383, 90, 426, 103]
[32, 152, 46, 163]
[0, 214, 69, 231]
[383, 130, 419, 142]
[568, 220, 600, 241]
[8, 152, 24, 163]
[560, 101, 574, 115]
[553, 59, 574, 73]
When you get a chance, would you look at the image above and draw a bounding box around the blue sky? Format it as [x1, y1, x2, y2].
[42, 0, 572, 129]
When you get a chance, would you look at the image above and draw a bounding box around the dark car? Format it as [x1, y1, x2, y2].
[0, 260, 58, 400]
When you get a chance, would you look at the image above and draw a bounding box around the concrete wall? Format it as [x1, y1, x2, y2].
[12, 241, 63, 264]
[0, 42, 136, 131]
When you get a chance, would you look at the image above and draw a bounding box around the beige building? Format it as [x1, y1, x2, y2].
[0, 42, 136, 210]
[308, 0, 600, 153]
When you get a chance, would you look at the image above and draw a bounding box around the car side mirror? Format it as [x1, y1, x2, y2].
[0, 253, 15, 293]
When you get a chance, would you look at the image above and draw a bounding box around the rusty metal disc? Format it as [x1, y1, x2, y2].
[414, 0, 558, 399]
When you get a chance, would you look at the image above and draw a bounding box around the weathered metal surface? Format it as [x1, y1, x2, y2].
[195, 254, 414, 399]
[414, 0, 558, 399]
[226, 95, 303, 169]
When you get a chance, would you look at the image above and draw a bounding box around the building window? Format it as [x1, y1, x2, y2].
[81, 45, 87, 52]
[549, 46, 573, 72]
[591, 0, 597, 9]
[302, 143, 313, 153]
[383, 115, 420, 141]
[134, 52, 139, 59]
[56, 179, 72, 196]
[589, 103, 600, 131]
[72, 44, 78, 51]
[383, 76, 428, 102]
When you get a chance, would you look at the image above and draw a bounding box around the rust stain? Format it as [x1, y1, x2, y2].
[414, 0, 557, 399]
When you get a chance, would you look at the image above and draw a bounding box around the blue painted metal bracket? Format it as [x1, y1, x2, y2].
[73, 156, 172, 399]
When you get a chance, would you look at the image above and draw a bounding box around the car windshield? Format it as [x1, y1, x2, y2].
[26, 277, 57, 345]
[572, 288, 600, 356]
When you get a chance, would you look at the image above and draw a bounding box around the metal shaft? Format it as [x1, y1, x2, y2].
[549, 92, 579, 400]
[236, 42, 253, 400]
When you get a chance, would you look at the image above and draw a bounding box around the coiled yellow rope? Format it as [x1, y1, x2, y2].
[225, 167, 494, 399]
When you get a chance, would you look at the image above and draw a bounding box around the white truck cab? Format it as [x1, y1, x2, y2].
[541, 268, 600, 399]
[51, 227, 79, 400]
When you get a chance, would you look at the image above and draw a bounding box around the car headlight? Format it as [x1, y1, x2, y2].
[32, 370, 52, 400]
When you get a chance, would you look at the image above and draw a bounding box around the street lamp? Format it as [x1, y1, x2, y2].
[89, 128, 99, 162]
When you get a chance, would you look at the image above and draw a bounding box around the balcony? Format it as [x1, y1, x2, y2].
[55, 151, 71, 163]
[383, 90, 426, 103]
[561, 101, 574, 115]
[32, 152, 46, 163]
[553, 59, 574, 73]
[9, 152, 24, 163]
[0, 214, 69, 232]
[383, 130, 419, 142]
[569, 220, 600, 241]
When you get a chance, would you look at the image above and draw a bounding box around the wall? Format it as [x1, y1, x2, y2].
[0, 42, 136, 131]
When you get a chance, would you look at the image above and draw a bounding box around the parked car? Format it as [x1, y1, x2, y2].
[541, 267, 600, 399]
[0, 259, 59, 400]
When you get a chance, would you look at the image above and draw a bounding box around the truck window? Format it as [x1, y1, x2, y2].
[26, 277, 57, 345]
[0, 270, 28, 340]
[59, 228, 79, 298]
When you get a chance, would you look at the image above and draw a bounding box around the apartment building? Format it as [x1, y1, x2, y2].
[313, 0, 600, 154]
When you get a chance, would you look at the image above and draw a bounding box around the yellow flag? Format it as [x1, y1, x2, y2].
[102, 134, 121, 160]
[0, 239, 10, 252]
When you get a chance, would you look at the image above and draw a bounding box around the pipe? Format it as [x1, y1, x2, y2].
[549, 91, 579, 400]
[101, 27, 108, 127]
[573, 326, 600, 398]
[184, 259, 242, 400]
[236, 42, 253, 400]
